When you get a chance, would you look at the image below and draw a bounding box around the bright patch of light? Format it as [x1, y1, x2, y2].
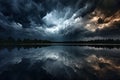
[45, 26, 60, 33]
[42, 9, 72, 34]
[45, 53, 59, 60]
[42, 9, 83, 35]
[12, 22, 22, 30]
[41, 4, 94, 35]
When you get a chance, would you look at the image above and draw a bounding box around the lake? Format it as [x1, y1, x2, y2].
[0, 46, 120, 80]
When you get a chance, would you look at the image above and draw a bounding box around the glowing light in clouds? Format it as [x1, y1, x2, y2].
[42, 5, 89, 35]
[42, 9, 74, 34]
[40, 2, 120, 38]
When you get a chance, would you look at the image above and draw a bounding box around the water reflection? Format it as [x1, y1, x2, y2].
[0, 46, 120, 80]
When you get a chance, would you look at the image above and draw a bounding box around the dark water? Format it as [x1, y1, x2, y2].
[0, 46, 120, 80]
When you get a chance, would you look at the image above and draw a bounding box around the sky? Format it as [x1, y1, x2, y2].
[0, 0, 120, 41]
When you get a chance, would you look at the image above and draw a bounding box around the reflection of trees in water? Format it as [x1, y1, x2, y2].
[0, 45, 49, 51]
[1, 45, 120, 51]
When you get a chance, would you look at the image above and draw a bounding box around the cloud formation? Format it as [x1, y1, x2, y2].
[0, 0, 120, 41]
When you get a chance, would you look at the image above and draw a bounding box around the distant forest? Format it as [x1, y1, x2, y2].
[0, 37, 51, 45]
[0, 37, 120, 44]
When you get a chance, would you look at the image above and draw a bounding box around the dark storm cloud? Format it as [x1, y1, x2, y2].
[0, 0, 120, 40]
[62, 0, 120, 41]
[0, 0, 55, 39]
[0, 0, 45, 27]
[97, 0, 120, 16]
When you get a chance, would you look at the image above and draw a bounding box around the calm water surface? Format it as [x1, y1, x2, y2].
[0, 46, 120, 80]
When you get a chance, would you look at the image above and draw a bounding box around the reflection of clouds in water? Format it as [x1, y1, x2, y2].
[87, 54, 120, 69]
[0, 46, 120, 79]
[85, 54, 120, 80]
[86, 55, 120, 75]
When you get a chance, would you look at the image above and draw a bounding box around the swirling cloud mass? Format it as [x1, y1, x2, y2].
[0, 0, 120, 41]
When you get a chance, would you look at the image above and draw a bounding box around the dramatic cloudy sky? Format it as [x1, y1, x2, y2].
[0, 0, 120, 41]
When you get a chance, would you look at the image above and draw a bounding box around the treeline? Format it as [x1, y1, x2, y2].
[83, 39, 120, 44]
[0, 37, 120, 44]
[0, 37, 51, 45]
[57, 39, 120, 44]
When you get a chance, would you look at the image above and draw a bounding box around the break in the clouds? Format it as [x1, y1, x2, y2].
[0, 0, 120, 41]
